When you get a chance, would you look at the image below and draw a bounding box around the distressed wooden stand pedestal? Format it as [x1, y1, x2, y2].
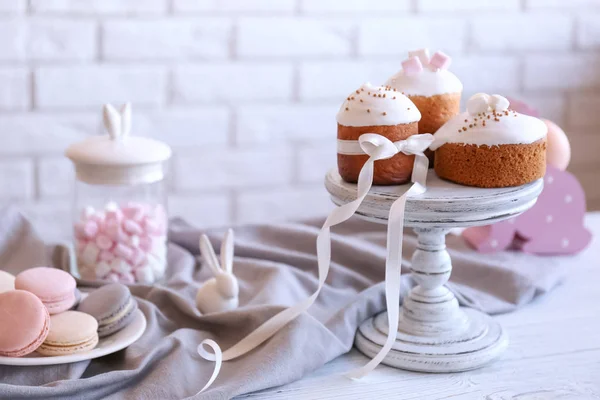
[325, 169, 543, 372]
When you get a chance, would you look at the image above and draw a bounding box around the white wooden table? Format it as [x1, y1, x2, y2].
[241, 213, 600, 399]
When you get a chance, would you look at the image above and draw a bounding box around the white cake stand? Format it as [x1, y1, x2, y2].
[325, 169, 543, 372]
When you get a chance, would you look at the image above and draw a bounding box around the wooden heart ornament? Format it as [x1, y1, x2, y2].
[462, 165, 592, 255]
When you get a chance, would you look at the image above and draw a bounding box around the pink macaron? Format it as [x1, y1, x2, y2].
[0, 290, 50, 357]
[15, 267, 77, 315]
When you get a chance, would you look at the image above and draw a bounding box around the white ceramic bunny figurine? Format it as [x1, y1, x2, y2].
[196, 229, 239, 314]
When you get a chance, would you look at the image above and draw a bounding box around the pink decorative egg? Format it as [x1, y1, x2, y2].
[542, 119, 571, 171]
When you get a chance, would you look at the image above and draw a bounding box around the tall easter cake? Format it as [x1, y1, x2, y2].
[337, 83, 421, 185]
[385, 49, 462, 138]
[431, 93, 547, 188]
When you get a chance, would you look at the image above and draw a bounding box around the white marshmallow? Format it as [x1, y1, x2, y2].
[467, 93, 491, 116]
[489, 94, 510, 112]
[81, 206, 96, 220]
[408, 48, 430, 66]
[134, 266, 155, 284]
[150, 236, 167, 259]
[110, 258, 131, 274]
[146, 253, 165, 279]
[95, 261, 112, 278]
[80, 242, 100, 266]
[129, 235, 141, 248]
[105, 201, 119, 212]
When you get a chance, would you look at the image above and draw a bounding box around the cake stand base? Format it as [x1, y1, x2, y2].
[355, 308, 508, 373]
[325, 169, 543, 374]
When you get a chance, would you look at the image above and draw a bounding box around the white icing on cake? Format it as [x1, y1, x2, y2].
[430, 97, 548, 151]
[336, 83, 421, 127]
[385, 68, 463, 97]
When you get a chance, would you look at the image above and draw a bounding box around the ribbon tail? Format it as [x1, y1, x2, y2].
[346, 185, 410, 379]
[197, 157, 378, 390]
[410, 153, 430, 194]
[346, 145, 429, 379]
[196, 339, 223, 394]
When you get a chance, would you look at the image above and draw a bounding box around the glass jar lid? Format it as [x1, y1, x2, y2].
[65, 103, 172, 186]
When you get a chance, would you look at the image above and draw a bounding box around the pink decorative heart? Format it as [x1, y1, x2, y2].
[462, 165, 592, 255]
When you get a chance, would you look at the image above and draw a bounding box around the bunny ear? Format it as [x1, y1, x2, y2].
[120, 102, 132, 138]
[199, 234, 221, 276]
[103, 104, 121, 140]
[220, 229, 234, 273]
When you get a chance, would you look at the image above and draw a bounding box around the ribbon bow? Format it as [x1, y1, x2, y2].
[196, 133, 435, 393]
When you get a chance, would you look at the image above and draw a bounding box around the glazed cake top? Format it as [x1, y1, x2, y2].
[385, 49, 463, 97]
[430, 93, 548, 151]
[386, 69, 463, 97]
[336, 83, 421, 127]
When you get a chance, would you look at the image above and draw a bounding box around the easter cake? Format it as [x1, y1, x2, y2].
[336, 83, 421, 185]
[431, 93, 547, 188]
[386, 48, 462, 163]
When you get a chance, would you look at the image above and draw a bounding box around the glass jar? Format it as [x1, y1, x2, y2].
[65, 103, 172, 285]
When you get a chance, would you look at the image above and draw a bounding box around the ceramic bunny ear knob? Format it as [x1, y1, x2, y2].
[103, 102, 132, 141]
[196, 229, 239, 314]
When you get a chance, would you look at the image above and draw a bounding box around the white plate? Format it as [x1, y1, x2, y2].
[0, 309, 146, 366]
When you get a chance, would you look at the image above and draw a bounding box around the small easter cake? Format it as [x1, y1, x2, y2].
[385, 49, 462, 137]
[337, 82, 421, 185]
[431, 93, 547, 188]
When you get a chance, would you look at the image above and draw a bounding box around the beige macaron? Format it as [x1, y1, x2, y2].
[37, 311, 99, 357]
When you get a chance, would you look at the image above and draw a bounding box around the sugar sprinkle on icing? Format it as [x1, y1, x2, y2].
[336, 83, 421, 127]
[430, 93, 547, 150]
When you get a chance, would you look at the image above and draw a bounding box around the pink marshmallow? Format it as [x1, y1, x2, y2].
[106, 273, 120, 282]
[96, 234, 113, 250]
[105, 220, 129, 243]
[122, 204, 146, 222]
[74, 222, 87, 239]
[129, 248, 147, 267]
[114, 243, 134, 259]
[89, 212, 106, 225]
[74, 220, 99, 239]
[139, 236, 152, 252]
[402, 56, 423, 77]
[142, 218, 162, 235]
[106, 208, 123, 222]
[76, 239, 88, 253]
[83, 220, 99, 238]
[99, 250, 115, 262]
[408, 48, 430, 66]
[120, 272, 135, 284]
[123, 219, 143, 236]
[429, 51, 451, 70]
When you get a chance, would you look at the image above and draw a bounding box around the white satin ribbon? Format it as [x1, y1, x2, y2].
[196, 133, 434, 392]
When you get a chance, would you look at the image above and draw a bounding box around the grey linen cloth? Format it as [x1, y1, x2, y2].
[0, 207, 575, 399]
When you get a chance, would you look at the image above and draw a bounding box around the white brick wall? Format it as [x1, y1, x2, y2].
[0, 68, 29, 110]
[30, 0, 167, 15]
[0, 0, 598, 237]
[0, 159, 34, 200]
[237, 18, 353, 57]
[471, 14, 572, 51]
[0, 0, 26, 14]
[35, 66, 166, 109]
[102, 19, 232, 60]
[358, 17, 467, 55]
[300, 0, 410, 13]
[172, 64, 293, 103]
